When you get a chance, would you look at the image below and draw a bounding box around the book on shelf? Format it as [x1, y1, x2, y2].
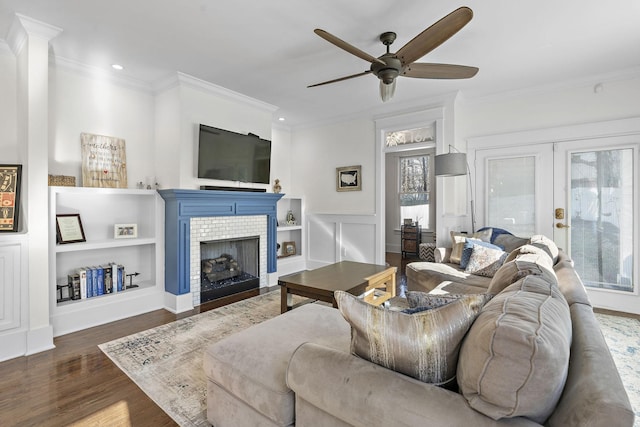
[77, 267, 88, 299]
[117, 264, 124, 291]
[102, 264, 113, 294]
[95, 266, 104, 296]
[67, 274, 81, 300]
[89, 266, 98, 297]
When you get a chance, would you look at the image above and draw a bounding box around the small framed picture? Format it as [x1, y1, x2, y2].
[282, 241, 296, 257]
[336, 165, 361, 192]
[114, 223, 138, 239]
[56, 214, 86, 244]
[0, 164, 22, 232]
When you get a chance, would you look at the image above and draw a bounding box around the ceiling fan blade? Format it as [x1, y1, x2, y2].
[402, 63, 478, 79]
[314, 29, 385, 65]
[308, 70, 372, 88]
[396, 7, 473, 66]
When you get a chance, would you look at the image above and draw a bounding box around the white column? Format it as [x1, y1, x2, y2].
[8, 14, 62, 354]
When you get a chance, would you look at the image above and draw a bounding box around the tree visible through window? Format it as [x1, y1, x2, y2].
[399, 154, 431, 227]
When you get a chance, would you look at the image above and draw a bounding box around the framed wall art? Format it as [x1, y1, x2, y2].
[336, 165, 361, 192]
[0, 164, 22, 232]
[114, 223, 138, 239]
[56, 214, 86, 244]
[81, 132, 128, 188]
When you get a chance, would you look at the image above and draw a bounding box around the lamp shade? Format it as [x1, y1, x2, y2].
[379, 80, 396, 102]
[435, 152, 467, 176]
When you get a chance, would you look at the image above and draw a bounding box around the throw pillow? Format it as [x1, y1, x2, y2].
[450, 229, 492, 264]
[460, 239, 504, 269]
[464, 245, 508, 277]
[334, 290, 490, 387]
[457, 275, 572, 423]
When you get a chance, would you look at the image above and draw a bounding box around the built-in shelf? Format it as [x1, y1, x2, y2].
[276, 196, 306, 275]
[48, 186, 165, 336]
[55, 238, 156, 253]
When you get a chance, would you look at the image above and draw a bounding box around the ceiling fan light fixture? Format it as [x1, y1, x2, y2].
[380, 79, 396, 102]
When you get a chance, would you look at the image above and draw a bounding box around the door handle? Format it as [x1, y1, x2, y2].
[556, 222, 570, 229]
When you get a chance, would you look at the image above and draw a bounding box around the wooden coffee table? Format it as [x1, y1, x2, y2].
[278, 261, 397, 313]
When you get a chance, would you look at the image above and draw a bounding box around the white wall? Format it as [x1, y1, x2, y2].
[270, 126, 293, 194]
[49, 66, 156, 187]
[291, 118, 376, 214]
[154, 74, 277, 190]
[0, 44, 17, 163]
[458, 76, 640, 140]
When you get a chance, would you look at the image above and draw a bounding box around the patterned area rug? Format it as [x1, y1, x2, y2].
[100, 293, 640, 427]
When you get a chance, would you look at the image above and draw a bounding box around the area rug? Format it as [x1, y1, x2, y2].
[100, 293, 640, 427]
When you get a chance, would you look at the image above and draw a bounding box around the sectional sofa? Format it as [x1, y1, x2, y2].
[203, 232, 635, 427]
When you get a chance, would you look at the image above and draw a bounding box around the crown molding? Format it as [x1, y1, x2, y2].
[154, 72, 279, 114]
[7, 14, 62, 55]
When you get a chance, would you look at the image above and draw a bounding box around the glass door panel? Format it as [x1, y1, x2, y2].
[569, 148, 634, 292]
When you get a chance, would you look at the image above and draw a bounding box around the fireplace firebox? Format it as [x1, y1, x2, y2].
[200, 236, 260, 303]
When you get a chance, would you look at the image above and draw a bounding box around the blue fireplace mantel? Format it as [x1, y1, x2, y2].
[158, 189, 284, 296]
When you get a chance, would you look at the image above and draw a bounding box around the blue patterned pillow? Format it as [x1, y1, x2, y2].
[460, 239, 504, 269]
[465, 245, 508, 277]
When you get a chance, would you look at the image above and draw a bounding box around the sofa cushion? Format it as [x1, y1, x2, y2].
[529, 234, 560, 263]
[488, 246, 558, 294]
[203, 303, 350, 426]
[464, 244, 508, 277]
[335, 290, 490, 387]
[406, 262, 492, 293]
[450, 229, 492, 264]
[457, 275, 572, 423]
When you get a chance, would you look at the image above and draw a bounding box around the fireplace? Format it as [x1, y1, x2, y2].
[159, 189, 283, 312]
[200, 236, 260, 302]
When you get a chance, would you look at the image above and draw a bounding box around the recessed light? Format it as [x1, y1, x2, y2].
[111, 64, 124, 71]
[278, 117, 285, 121]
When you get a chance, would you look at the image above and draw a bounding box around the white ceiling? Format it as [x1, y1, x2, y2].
[1, 0, 639, 129]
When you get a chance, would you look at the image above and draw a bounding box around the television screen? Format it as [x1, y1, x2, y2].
[197, 124, 271, 184]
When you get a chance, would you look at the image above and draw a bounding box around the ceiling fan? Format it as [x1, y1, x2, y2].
[308, 6, 479, 102]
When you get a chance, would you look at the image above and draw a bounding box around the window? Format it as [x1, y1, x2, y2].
[399, 154, 433, 228]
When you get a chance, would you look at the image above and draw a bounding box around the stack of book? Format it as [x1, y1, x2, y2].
[61, 263, 126, 303]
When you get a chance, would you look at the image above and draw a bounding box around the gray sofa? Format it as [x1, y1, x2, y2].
[203, 234, 634, 427]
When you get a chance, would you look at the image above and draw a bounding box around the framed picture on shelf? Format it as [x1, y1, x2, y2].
[282, 241, 296, 257]
[336, 165, 361, 192]
[114, 223, 138, 239]
[0, 164, 22, 232]
[56, 214, 86, 244]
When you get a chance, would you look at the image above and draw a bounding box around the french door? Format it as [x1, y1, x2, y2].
[474, 135, 639, 314]
[553, 136, 638, 313]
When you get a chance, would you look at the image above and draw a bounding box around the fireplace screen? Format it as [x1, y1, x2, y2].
[200, 236, 260, 303]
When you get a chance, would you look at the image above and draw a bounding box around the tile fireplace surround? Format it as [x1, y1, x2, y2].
[159, 189, 283, 312]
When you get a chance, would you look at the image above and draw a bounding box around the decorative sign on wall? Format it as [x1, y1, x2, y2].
[0, 164, 22, 232]
[80, 133, 127, 188]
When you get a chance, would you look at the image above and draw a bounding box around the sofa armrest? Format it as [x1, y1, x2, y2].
[287, 342, 538, 427]
[435, 247, 451, 263]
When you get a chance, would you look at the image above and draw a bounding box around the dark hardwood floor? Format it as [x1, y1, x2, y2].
[2, 254, 633, 426]
[0, 288, 265, 427]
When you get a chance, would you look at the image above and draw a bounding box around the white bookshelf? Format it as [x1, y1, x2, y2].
[48, 186, 165, 336]
[276, 195, 306, 276]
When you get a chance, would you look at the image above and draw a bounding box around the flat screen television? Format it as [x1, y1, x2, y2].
[197, 124, 271, 184]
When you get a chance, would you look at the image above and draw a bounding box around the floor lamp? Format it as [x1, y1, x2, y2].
[434, 147, 476, 233]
